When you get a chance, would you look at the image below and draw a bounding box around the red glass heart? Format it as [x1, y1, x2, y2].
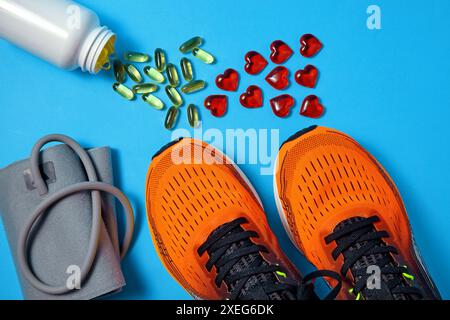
[270, 40, 293, 64]
[300, 95, 324, 118]
[270, 94, 295, 118]
[204, 95, 228, 117]
[245, 51, 268, 75]
[240, 85, 263, 108]
[295, 65, 319, 88]
[300, 34, 323, 57]
[216, 69, 239, 91]
[265, 66, 289, 90]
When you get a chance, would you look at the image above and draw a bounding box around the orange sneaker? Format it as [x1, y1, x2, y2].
[274, 125, 441, 300]
[146, 138, 304, 300]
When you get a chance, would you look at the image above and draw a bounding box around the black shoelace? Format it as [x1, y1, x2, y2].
[324, 215, 424, 300]
[198, 217, 342, 300]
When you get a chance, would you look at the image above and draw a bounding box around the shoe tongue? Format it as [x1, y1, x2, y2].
[207, 222, 296, 300]
[333, 217, 410, 300]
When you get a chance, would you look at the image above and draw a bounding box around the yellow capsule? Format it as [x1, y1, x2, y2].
[181, 80, 206, 94]
[95, 37, 115, 72]
[155, 48, 166, 72]
[123, 51, 150, 63]
[187, 104, 200, 128]
[143, 66, 165, 83]
[101, 61, 112, 71]
[142, 93, 164, 110]
[179, 36, 203, 53]
[113, 60, 126, 83]
[112, 83, 135, 100]
[180, 58, 194, 82]
[125, 64, 143, 83]
[165, 106, 179, 130]
[166, 63, 180, 87]
[192, 48, 215, 64]
[165, 85, 183, 107]
[132, 83, 158, 94]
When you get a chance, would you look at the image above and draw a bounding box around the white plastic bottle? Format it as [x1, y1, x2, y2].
[0, 0, 116, 74]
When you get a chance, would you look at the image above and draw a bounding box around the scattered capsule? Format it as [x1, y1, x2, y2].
[112, 83, 135, 100]
[192, 48, 215, 64]
[165, 106, 179, 130]
[125, 64, 143, 83]
[123, 51, 150, 63]
[142, 93, 164, 110]
[181, 80, 206, 94]
[143, 66, 165, 83]
[113, 60, 126, 83]
[187, 104, 200, 128]
[180, 58, 194, 82]
[166, 63, 180, 87]
[179, 36, 203, 53]
[165, 85, 183, 107]
[155, 48, 166, 72]
[132, 83, 158, 94]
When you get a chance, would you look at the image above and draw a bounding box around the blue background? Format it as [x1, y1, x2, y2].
[0, 0, 449, 299]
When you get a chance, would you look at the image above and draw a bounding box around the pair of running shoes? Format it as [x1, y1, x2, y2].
[145, 126, 441, 300]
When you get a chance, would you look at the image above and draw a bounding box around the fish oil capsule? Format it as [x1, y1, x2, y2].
[143, 66, 165, 83]
[165, 106, 179, 130]
[192, 48, 215, 64]
[187, 104, 200, 128]
[155, 48, 166, 72]
[113, 60, 126, 83]
[132, 83, 158, 94]
[125, 64, 143, 83]
[165, 86, 183, 107]
[166, 63, 180, 87]
[112, 83, 134, 100]
[179, 36, 203, 53]
[181, 80, 206, 94]
[180, 58, 194, 82]
[123, 51, 150, 63]
[142, 93, 164, 110]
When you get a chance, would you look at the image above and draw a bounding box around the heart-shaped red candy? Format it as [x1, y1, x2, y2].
[295, 65, 319, 88]
[300, 34, 323, 57]
[245, 51, 268, 75]
[204, 95, 228, 117]
[300, 95, 324, 118]
[216, 69, 239, 91]
[270, 94, 295, 118]
[265, 66, 290, 90]
[270, 40, 293, 64]
[240, 85, 263, 108]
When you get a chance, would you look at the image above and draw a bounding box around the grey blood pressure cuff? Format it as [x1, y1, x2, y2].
[0, 135, 134, 300]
